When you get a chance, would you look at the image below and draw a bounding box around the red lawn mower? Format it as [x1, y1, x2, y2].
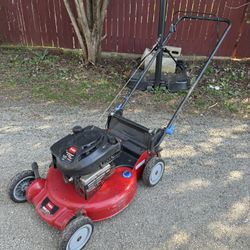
[8, 12, 230, 250]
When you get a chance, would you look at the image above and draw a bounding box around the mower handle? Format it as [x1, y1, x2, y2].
[164, 15, 231, 133]
[118, 14, 231, 138]
[173, 14, 231, 26]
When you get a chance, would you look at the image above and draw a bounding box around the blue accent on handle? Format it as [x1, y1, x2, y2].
[165, 124, 175, 135]
[115, 103, 122, 111]
[122, 170, 132, 178]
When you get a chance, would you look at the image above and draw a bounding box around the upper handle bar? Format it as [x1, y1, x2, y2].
[174, 15, 231, 26]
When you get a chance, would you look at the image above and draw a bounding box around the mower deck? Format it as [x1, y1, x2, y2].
[26, 166, 137, 230]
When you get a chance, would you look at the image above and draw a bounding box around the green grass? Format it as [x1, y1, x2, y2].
[0, 47, 249, 117]
[0, 48, 121, 105]
[204, 67, 248, 113]
[30, 78, 119, 105]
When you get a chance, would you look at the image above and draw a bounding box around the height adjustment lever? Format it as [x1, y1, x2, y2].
[31, 162, 40, 179]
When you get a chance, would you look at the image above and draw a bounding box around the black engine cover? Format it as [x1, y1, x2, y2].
[50, 126, 121, 177]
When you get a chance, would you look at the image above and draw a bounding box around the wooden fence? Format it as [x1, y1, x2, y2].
[0, 0, 249, 58]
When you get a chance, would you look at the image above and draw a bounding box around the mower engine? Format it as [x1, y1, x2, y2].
[50, 125, 121, 199]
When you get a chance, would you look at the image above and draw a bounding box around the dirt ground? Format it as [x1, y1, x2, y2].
[0, 98, 249, 250]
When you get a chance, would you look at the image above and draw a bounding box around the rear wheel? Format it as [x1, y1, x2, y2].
[8, 170, 35, 203]
[60, 216, 94, 250]
[143, 157, 165, 187]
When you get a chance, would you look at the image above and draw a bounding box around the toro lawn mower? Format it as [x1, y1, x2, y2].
[8, 13, 231, 250]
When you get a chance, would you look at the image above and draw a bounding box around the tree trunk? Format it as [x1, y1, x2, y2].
[63, 0, 109, 65]
[86, 36, 99, 63]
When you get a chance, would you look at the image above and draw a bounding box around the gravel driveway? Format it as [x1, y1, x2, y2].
[0, 100, 249, 250]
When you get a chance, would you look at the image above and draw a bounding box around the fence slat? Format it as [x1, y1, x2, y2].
[234, 3, 250, 58]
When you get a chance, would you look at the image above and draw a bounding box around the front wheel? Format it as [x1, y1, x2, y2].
[8, 170, 35, 203]
[143, 157, 165, 187]
[59, 216, 94, 250]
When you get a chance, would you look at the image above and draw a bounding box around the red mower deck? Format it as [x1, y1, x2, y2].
[27, 166, 137, 230]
